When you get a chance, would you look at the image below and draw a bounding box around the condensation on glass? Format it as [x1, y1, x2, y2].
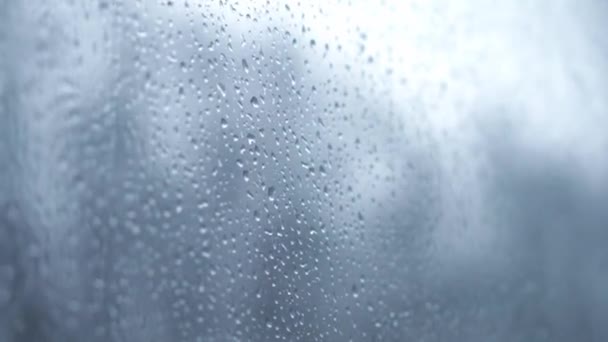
[1, 1, 607, 341]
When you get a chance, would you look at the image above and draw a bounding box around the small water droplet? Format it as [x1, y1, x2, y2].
[250, 96, 259, 108]
[267, 186, 275, 201]
[216, 82, 226, 97]
[246, 132, 256, 145]
[319, 165, 327, 176]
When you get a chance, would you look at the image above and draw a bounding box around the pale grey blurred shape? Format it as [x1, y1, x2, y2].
[0, 0, 607, 341]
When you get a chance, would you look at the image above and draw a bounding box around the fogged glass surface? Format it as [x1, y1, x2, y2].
[1, 1, 607, 341]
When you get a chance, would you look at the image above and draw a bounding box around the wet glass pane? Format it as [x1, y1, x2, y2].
[1, 1, 607, 341]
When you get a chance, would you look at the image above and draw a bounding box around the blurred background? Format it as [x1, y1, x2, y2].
[1, 1, 607, 341]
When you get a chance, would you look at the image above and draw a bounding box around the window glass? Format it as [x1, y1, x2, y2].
[1, 1, 607, 341]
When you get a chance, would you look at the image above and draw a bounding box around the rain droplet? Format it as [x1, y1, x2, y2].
[250, 96, 259, 108]
[216, 82, 226, 97]
[246, 132, 256, 145]
[352, 284, 359, 298]
[267, 186, 275, 201]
